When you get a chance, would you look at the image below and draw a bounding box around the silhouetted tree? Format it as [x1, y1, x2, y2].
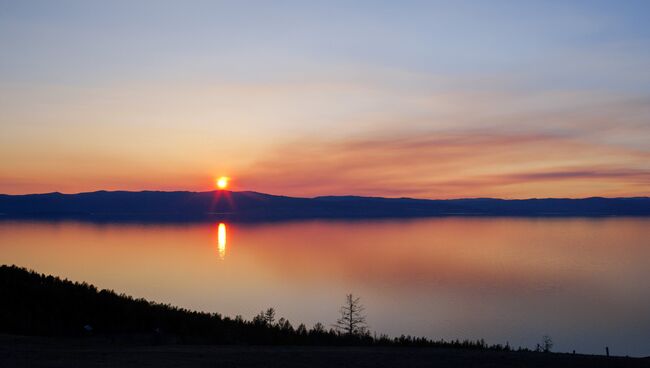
[0, 265, 532, 351]
[335, 294, 367, 336]
[542, 335, 553, 352]
[264, 308, 276, 325]
[311, 322, 325, 333]
[253, 307, 276, 327]
[277, 317, 293, 332]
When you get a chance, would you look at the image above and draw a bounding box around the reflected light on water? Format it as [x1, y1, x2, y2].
[217, 223, 227, 260]
[1, 218, 650, 356]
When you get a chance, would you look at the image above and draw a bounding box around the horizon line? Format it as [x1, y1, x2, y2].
[1, 189, 648, 202]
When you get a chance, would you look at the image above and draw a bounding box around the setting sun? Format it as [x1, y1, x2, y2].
[216, 177, 229, 189]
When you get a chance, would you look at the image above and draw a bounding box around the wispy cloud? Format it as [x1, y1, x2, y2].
[238, 132, 650, 199]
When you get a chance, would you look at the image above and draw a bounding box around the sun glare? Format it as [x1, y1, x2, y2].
[216, 177, 229, 189]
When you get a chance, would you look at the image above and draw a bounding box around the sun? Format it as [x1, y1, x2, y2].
[216, 176, 229, 190]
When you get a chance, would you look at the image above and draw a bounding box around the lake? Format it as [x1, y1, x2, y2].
[1, 217, 649, 356]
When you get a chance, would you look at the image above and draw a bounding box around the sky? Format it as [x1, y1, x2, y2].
[1, 0, 649, 198]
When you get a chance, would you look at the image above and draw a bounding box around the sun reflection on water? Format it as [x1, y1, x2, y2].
[217, 223, 227, 260]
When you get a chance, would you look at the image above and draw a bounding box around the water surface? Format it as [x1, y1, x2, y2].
[1, 217, 649, 356]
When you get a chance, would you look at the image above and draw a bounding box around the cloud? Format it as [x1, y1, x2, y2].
[238, 132, 650, 199]
[2, 66, 649, 196]
[500, 169, 650, 183]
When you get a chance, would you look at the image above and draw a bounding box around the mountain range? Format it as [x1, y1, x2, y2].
[1, 190, 649, 220]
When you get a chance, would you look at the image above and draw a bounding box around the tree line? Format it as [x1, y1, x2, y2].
[0, 265, 544, 351]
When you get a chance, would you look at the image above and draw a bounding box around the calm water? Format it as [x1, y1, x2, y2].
[1, 218, 649, 356]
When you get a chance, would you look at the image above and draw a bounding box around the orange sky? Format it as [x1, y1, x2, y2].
[1, 81, 649, 198]
[1, 2, 649, 198]
[1, 83, 648, 198]
[236, 132, 650, 199]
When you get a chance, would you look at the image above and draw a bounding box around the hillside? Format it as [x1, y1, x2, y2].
[1, 265, 648, 368]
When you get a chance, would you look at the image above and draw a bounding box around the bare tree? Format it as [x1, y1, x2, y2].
[335, 294, 367, 336]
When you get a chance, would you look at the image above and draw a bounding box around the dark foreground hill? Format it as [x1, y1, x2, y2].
[0, 265, 505, 349]
[1, 265, 647, 368]
[1, 190, 649, 220]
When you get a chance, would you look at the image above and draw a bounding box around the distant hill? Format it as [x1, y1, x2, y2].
[0, 191, 649, 220]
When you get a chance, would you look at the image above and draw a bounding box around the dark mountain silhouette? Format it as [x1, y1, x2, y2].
[0, 190, 649, 220]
